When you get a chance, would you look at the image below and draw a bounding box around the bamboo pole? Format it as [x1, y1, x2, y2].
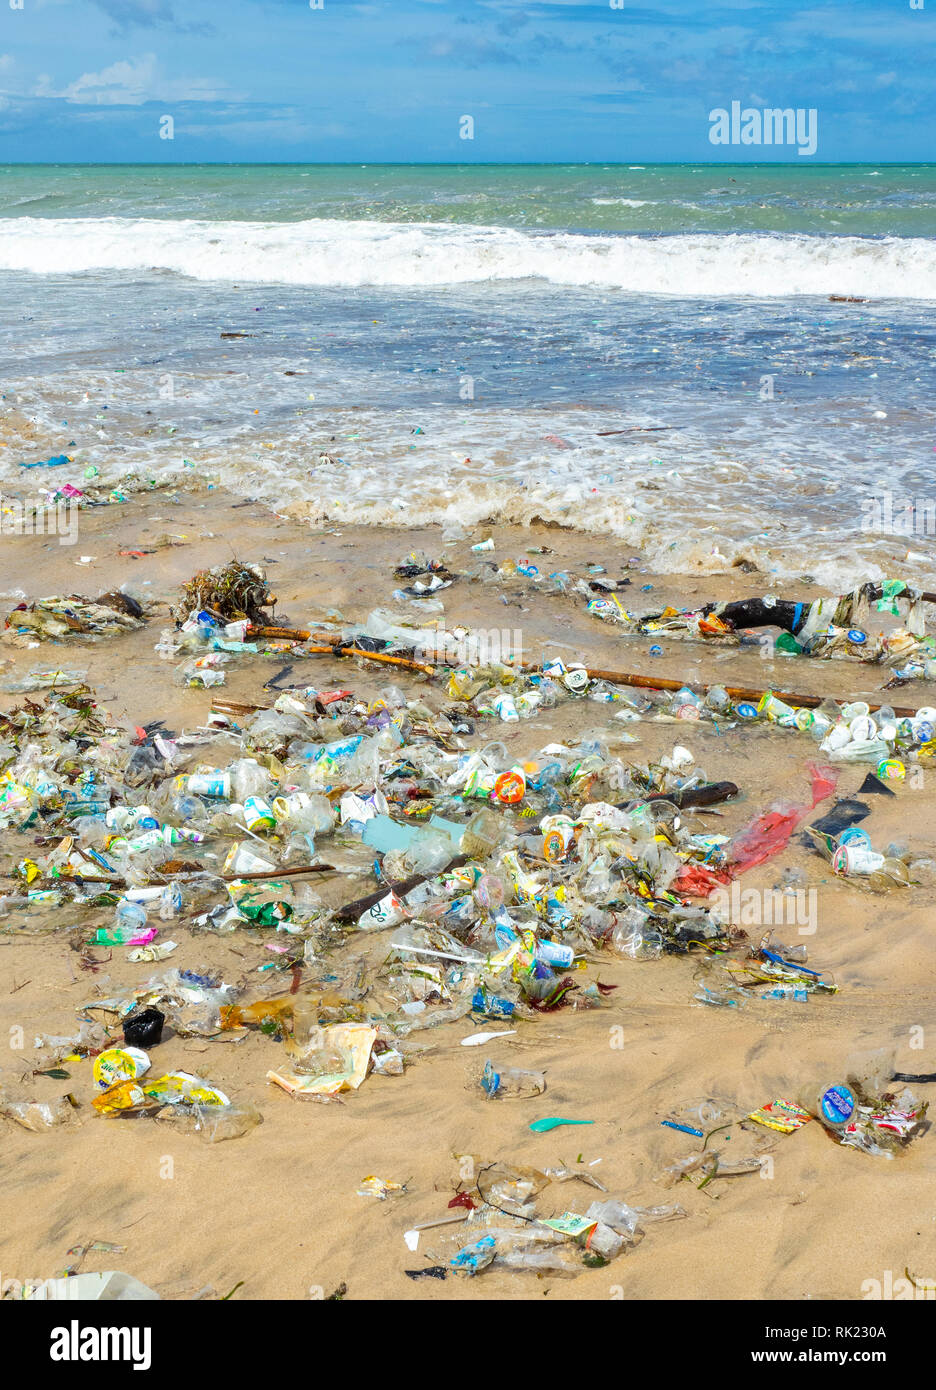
[216, 657, 928, 720]
[571, 666, 922, 718]
[241, 622, 930, 718]
[247, 625, 436, 677]
[337, 646, 436, 676]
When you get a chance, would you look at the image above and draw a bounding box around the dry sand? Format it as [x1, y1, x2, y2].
[0, 486, 934, 1301]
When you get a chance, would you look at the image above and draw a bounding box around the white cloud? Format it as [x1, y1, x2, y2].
[36, 53, 230, 105]
[62, 54, 157, 105]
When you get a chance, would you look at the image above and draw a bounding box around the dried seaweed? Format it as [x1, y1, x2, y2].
[173, 560, 273, 626]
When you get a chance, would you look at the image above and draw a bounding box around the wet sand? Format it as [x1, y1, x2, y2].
[0, 485, 934, 1301]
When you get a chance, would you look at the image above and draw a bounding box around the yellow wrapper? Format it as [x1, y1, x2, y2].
[267, 1023, 377, 1097]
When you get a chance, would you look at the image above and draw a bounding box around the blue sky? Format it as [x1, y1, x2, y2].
[0, 0, 932, 162]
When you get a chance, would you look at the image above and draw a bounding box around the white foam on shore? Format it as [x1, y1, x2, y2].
[0, 217, 935, 297]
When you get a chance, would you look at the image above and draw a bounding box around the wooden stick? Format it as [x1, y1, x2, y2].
[244, 635, 437, 677]
[596, 426, 673, 436]
[251, 626, 433, 665]
[335, 855, 468, 922]
[864, 584, 936, 606]
[250, 625, 332, 643]
[564, 666, 923, 718]
[338, 646, 436, 675]
[220, 863, 335, 882]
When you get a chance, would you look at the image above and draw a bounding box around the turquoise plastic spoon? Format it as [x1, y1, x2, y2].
[529, 1117, 595, 1133]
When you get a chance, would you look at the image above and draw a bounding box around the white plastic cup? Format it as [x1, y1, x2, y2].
[849, 715, 877, 742]
[223, 842, 275, 875]
[187, 770, 232, 799]
[243, 795, 276, 832]
[832, 844, 885, 876]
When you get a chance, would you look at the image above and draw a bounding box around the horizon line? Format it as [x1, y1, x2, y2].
[1, 160, 934, 169]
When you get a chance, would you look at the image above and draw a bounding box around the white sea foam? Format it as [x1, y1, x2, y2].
[0, 217, 934, 297]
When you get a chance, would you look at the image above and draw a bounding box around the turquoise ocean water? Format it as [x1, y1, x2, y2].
[0, 163, 933, 585]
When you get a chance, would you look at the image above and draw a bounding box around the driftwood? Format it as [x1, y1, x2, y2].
[334, 854, 468, 922]
[220, 863, 335, 883]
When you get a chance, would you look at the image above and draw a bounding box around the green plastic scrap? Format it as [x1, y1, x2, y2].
[875, 580, 906, 616]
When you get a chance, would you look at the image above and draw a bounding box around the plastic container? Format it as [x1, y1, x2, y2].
[480, 1059, 546, 1098]
[491, 692, 519, 722]
[123, 1008, 165, 1048]
[832, 845, 885, 876]
[222, 842, 276, 876]
[461, 810, 504, 860]
[797, 1081, 857, 1131]
[186, 770, 231, 799]
[243, 795, 276, 832]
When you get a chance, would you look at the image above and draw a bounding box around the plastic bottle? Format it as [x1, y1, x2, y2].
[761, 984, 808, 1002]
[797, 1080, 857, 1131]
[494, 1243, 582, 1275]
[868, 858, 911, 892]
[159, 884, 182, 920]
[583, 1222, 626, 1261]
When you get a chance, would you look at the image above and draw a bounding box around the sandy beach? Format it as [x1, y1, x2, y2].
[0, 483, 934, 1302]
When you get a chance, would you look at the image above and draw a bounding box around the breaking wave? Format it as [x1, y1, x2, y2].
[0, 217, 934, 297]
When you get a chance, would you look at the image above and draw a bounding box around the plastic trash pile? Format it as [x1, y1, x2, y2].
[3, 592, 149, 645]
[420, 1161, 686, 1277]
[3, 552, 935, 1297]
[584, 576, 936, 679]
[1, 663, 931, 1148]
